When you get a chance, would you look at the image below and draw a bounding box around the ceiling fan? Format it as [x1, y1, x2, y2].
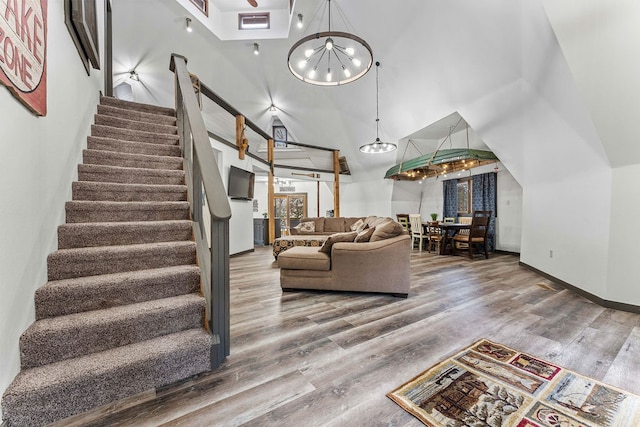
[247, 0, 258, 7]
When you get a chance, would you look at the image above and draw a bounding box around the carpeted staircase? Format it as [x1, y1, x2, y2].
[1, 96, 212, 426]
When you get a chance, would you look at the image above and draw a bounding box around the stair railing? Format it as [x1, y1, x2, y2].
[170, 54, 232, 369]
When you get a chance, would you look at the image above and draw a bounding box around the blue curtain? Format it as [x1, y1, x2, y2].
[472, 172, 497, 251]
[442, 179, 458, 219]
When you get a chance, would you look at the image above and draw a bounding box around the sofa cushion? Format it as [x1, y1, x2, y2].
[370, 219, 404, 242]
[278, 246, 330, 271]
[354, 226, 375, 242]
[318, 231, 358, 253]
[349, 218, 366, 232]
[298, 217, 325, 233]
[324, 217, 346, 233]
[345, 217, 364, 231]
[296, 221, 315, 233]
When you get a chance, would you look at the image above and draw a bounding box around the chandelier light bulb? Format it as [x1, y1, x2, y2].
[326, 68, 332, 81]
[298, 59, 307, 69]
[342, 66, 351, 78]
[352, 58, 361, 68]
[345, 47, 355, 55]
[308, 68, 317, 79]
[325, 38, 334, 50]
[304, 48, 314, 58]
[297, 13, 303, 28]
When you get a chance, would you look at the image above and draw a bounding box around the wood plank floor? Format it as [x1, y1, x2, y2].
[56, 247, 640, 426]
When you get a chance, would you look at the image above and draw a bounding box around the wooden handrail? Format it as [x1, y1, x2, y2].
[170, 53, 231, 368]
[170, 54, 231, 220]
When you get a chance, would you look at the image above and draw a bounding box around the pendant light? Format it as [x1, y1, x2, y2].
[360, 62, 397, 154]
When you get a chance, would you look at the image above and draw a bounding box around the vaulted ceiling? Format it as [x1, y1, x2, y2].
[111, 0, 640, 182]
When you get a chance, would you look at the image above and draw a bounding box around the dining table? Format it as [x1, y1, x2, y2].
[422, 222, 471, 255]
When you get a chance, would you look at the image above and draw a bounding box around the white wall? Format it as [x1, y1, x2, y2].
[607, 164, 640, 306]
[0, 1, 105, 415]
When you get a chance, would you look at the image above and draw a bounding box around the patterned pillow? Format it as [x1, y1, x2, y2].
[297, 221, 315, 233]
[350, 218, 366, 232]
[318, 231, 358, 253]
[354, 227, 375, 243]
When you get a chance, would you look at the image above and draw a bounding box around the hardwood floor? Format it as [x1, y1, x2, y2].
[56, 247, 640, 426]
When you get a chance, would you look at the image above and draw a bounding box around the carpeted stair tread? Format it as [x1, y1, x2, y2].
[47, 241, 196, 280]
[65, 200, 190, 223]
[35, 265, 201, 319]
[72, 181, 187, 202]
[57, 220, 194, 249]
[87, 135, 181, 157]
[99, 95, 176, 116]
[77, 164, 185, 185]
[83, 148, 183, 170]
[2, 328, 211, 426]
[91, 124, 179, 146]
[97, 104, 177, 126]
[94, 114, 177, 135]
[20, 294, 205, 368]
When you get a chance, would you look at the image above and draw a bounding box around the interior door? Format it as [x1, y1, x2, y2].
[274, 193, 307, 231]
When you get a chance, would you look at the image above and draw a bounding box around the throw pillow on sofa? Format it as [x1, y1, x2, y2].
[370, 219, 403, 242]
[354, 226, 375, 242]
[295, 221, 315, 233]
[318, 231, 358, 253]
[350, 218, 366, 232]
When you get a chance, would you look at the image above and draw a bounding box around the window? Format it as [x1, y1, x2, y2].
[189, 0, 208, 16]
[239, 13, 270, 30]
[457, 179, 472, 214]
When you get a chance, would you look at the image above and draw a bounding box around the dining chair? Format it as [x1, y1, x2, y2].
[454, 216, 472, 249]
[396, 214, 411, 232]
[426, 222, 443, 253]
[452, 210, 492, 259]
[408, 214, 428, 251]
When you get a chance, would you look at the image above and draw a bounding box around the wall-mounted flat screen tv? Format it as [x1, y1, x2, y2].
[227, 166, 255, 200]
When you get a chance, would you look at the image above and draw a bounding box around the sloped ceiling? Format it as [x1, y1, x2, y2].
[111, 0, 616, 182]
[544, 0, 640, 168]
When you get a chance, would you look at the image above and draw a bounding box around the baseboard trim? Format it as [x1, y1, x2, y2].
[519, 261, 640, 314]
[495, 249, 520, 256]
[230, 248, 255, 258]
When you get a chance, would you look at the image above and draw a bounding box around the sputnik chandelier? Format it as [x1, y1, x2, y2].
[287, 0, 373, 86]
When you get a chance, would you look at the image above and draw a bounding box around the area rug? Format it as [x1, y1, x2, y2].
[387, 338, 640, 427]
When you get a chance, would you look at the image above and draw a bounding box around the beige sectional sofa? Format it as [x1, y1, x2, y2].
[278, 216, 411, 297]
[290, 216, 365, 236]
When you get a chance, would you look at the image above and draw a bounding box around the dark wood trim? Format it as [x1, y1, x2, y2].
[278, 140, 336, 152]
[207, 131, 269, 167]
[494, 249, 520, 256]
[519, 261, 640, 314]
[274, 164, 333, 174]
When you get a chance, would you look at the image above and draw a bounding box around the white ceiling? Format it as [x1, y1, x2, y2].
[111, 0, 639, 182]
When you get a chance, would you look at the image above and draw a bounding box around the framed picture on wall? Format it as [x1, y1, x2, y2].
[273, 126, 288, 148]
[189, 0, 208, 16]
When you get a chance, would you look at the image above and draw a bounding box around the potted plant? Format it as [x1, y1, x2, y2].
[430, 213, 438, 222]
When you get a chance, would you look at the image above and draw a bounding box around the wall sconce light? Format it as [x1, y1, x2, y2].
[186, 17, 193, 32]
[129, 70, 139, 81]
[253, 43, 260, 55]
[297, 13, 303, 28]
